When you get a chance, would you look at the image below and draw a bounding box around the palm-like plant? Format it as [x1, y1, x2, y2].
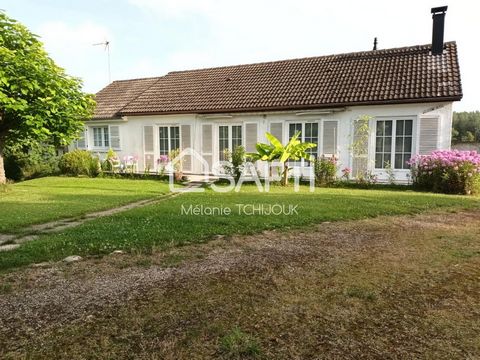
[248, 131, 317, 186]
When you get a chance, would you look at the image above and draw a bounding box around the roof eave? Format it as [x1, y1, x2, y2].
[118, 96, 462, 117]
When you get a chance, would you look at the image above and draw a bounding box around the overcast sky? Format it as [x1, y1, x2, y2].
[4, 0, 479, 111]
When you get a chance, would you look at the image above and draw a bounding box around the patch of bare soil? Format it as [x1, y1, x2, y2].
[1, 210, 480, 359]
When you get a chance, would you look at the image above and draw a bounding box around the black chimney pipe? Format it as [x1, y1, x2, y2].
[431, 6, 448, 55]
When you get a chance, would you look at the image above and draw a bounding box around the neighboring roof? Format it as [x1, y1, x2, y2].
[93, 77, 161, 119]
[93, 42, 462, 119]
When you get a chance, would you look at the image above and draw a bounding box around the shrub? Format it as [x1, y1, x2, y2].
[59, 150, 100, 177]
[223, 146, 246, 180]
[408, 150, 480, 195]
[4, 143, 59, 181]
[101, 148, 120, 172]
[314, 155, 337, 185]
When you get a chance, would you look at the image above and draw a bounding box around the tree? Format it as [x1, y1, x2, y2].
[452, 111, 480, 144]
[463, 131, 475, 143]
[0, 11, 95, 183]
[248, 131, 317, 186]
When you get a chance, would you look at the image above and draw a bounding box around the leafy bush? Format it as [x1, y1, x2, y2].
[101, 148, 120, 172]
[59, 150, 100, 177]
[4, 143, 59, 181]
[314, 155, 337, 185]
[223, 146, 246, 180]
[408, 150, 480, 195]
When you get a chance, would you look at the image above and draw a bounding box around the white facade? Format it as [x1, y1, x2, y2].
[75, 101, 453, 183]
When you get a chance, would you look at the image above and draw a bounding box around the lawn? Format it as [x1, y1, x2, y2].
[0, 177, 170, 233]
[1, 182, 479, 271]
[1, 209, 479, 358]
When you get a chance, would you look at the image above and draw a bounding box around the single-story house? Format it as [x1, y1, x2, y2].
[76, 7, 462, 182]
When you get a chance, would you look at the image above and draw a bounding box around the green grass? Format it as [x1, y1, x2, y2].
[0, 177, 170, 233]
[0, 184, 479, 271]
[219, 327, 262, 359]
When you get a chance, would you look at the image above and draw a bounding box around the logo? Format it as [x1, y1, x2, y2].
[168, 148, 315, 193]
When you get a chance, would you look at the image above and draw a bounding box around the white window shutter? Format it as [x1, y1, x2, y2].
[245, 123, 258, 152]
[143, 125, 155, 171]
[109, 125, 121, 149]
[76, 128, 87, 149]
[144, 126, 154, 153]
[418, 117, 439, 155]
[181, 124, 192, 172]
[201, 124, 213, 168]
[323, 121, 338, 155]
[270, 123, 283, 143]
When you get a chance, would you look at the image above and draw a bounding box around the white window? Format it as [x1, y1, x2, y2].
[218, 125, 242, 161]
[92, 126, 109, 148]
[159, 126, 180, 155]
[375, 119, 413, 169]
[288, 122, 319, 166]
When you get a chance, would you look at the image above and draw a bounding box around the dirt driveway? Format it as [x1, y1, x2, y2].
[1, 210, 480, 359]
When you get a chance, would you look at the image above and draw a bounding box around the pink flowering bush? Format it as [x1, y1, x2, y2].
[341, 167, 351, 180]
[408, 150, 480, 195]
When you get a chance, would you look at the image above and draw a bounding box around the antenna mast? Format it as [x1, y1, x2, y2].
[93, 40, 111, 83]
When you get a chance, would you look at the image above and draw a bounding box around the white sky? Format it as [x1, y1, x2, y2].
[5, 0, 480, 111]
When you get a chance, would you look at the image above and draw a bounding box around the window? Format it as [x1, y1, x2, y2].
[395, 120, 413, 169]
[93, 126, 109, 148]
[375, 119, 413, 169]
[159, 126, 180, 155]
[288, 122, 319, 166]
[375, 121, 392, 169]
[219, 125, 242, 161]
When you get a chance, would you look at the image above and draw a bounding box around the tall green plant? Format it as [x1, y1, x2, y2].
[350, 115, 372, 180]
[223, 145, 246, 181]
[0, 11, 95, 183]
[248, 131, 316, 186]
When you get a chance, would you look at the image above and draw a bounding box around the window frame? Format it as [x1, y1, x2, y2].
[158, 125, 181, 156]
[92, 126, 110, 149]
[218, 124, 243, 161]
[287, 121, 319, 167]
[374, 118, 414, 170]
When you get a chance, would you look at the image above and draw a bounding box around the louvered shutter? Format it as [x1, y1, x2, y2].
[181, 124, 192, 172]
[270, 123, 283, 143]
[351, 119, 369, 179]
[418, 117, 439, 155]
[143, 125, 155, 171]
[109, 125, 120, 149]
[76, 128, 87, 149]
[245, 123, 258, 152]
[201, 124, 213, 169]
[323, 121, 338, 155]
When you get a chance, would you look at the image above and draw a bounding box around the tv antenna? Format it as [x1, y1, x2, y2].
[93, 40, 111, 83]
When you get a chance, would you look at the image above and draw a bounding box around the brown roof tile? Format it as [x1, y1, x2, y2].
[93, 77, 161, 119]
[93, 42, 462, 118]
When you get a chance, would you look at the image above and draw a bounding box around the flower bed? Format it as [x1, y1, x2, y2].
[408, 150, 480, 194]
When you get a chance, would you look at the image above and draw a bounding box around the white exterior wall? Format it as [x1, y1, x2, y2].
[79, 101, 454, 183]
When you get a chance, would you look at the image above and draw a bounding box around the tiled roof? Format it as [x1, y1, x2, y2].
[93, 42, 462, 119]
[93, 77, 161, 119]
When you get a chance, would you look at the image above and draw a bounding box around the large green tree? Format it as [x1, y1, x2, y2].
[0, 11, 95, 183]
[452, 111, 480, 143]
